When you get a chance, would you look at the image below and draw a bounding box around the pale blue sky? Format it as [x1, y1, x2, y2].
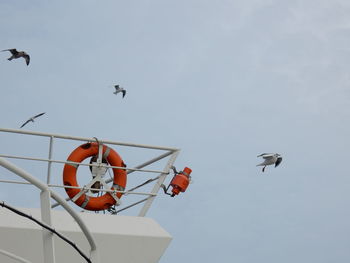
[1, 1, 350, 262]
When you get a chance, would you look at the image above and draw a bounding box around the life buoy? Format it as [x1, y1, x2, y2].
[63, 142, 127, 211]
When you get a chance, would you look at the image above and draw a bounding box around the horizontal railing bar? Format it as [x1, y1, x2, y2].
[0, 179, 156, 196]
[48, 184, 156, 196]
[115, 198, 149, 214]
[0, 128, 179, 151]
[107, 151, 174, 183]
[0, 179, 31, 185]
[0, 154, 167, 174]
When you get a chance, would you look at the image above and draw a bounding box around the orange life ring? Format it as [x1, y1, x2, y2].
[63, 142, 127, 211]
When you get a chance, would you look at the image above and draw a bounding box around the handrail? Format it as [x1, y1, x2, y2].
[0, 128, 181, 262]
[0, 179, 157, 196]
[0, 157, 98, 261]
[0, 128, 179, 151]
[0, 154, 166, 174]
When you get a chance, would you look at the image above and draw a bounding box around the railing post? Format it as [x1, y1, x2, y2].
[40, 190, 56, 263]
[46, 136, 54, 184]
[138, 150, 180, 217]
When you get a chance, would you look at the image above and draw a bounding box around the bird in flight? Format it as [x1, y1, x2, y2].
[256, 153, 282, 172]
[2, 48, 30, 65]
[20, 112, 45, 128]
[113, 85, 126, 98]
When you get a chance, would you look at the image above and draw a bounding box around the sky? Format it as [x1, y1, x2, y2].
[1, 0, 350, 262]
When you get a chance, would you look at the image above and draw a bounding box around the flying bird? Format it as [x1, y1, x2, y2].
[113, 85, 126, 98]
[256, 153, 282, 172]
[20, 112, 45, 128]
[2, 48, 30, 65]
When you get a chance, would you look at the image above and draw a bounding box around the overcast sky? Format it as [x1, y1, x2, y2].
[1, 0, 350, 262]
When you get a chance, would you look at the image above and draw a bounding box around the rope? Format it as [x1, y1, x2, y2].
[0, 201, 92, 263]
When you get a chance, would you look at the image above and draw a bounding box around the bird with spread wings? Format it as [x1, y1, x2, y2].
[2, 48, 30, 66]
[113, 85, 126, 98]
[20, 112, 45, 128]
[256, 153, 282, 172]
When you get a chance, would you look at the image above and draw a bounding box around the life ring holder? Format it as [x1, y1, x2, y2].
[63, 142, 127, 211]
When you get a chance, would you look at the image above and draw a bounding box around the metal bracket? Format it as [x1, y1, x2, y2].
[71, 186, 88, 202]
[109, 190, 121, 206]
[99, 180, 121, 206]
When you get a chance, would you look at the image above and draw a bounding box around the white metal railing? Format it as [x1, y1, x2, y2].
[0, 128, 181, 263]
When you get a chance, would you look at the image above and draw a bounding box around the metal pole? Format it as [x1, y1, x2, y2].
[106, 151, 174, 184]
[46, 136, 54, 184]
[49, 192, 99, 262]
[115, 198, 148, 214]
[0, 157, 99, 263]
[0, 128, 179, 151]
[40, 190, 56, 263]
[138, 150, 180, 217]
[0, 154, 166, 174]
[0, 158, 56, 262]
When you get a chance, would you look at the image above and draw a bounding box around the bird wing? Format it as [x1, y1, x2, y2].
[33, 112, 45, 119]
[122, 90, 126, 98]
[2, 49, 17, 54]
[257, 153, 274, 158]
[262, 155, 275, 160]
[114, 85, 120, 90]
[20, 120, 31, 128]
[23, 54, 30, 65]
[275, 157, 282, 167]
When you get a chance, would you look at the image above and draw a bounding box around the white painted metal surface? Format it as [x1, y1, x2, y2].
[0, 249, 32, 263]
[0, 208, 172, 263]
[0, 157, 98, 263]
[0, 128, 181, 263]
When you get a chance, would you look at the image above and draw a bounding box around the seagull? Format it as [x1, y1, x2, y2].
[256, 153, 282, 172]
[20, 112, 45, 128]
[113, 85, 126, 98]
[2, 48, 30, 65]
